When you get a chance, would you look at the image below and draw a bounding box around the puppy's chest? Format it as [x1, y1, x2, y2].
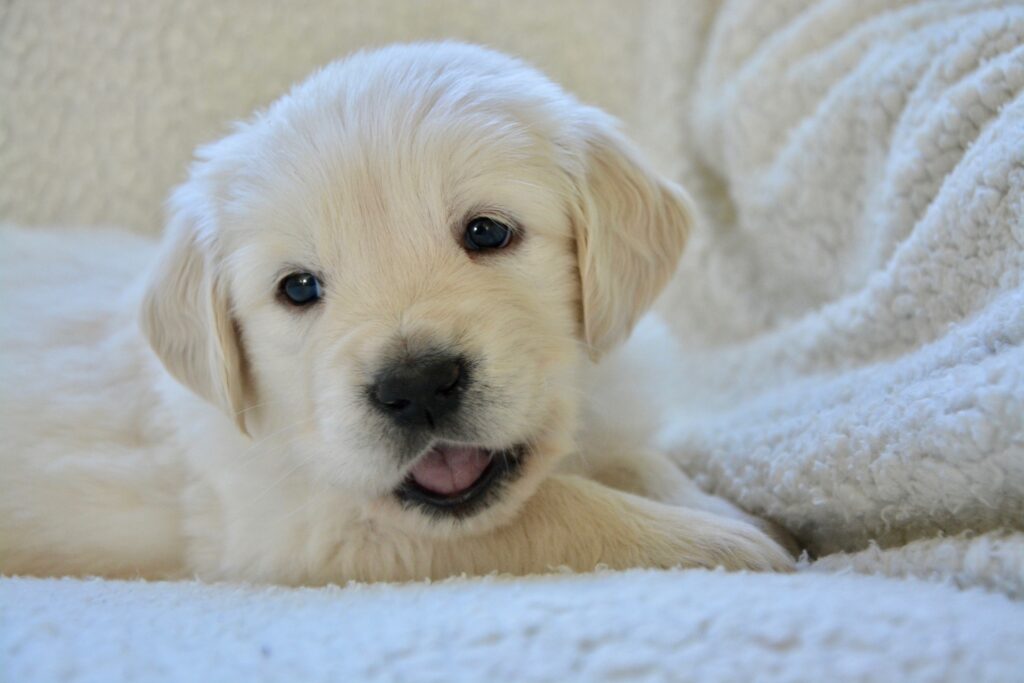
[181, 466, 430, 583]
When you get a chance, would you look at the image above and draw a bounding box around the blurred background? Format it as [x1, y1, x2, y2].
[0, 0, 706, 234]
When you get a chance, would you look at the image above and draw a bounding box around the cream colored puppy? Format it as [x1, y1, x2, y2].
[0, 43, 792, 583]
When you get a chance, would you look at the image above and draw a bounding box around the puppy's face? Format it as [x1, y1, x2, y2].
[143, 44, 691, 536]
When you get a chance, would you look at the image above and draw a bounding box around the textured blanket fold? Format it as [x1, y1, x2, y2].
[4, 571, 1024, 683]
[650, 0, 1024, 582]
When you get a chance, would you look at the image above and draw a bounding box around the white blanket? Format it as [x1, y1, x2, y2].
[639, 0, 1024, 594]
[3, 570, 1023, 683]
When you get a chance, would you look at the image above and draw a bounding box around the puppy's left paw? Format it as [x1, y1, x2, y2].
[604, 494, 797, 572]
[692, 516, 796, 572]
[748, 517, 802, 560]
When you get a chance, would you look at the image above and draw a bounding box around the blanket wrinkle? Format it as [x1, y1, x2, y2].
[3, 570, 1024, 683]
[652, 0, 1024, 586]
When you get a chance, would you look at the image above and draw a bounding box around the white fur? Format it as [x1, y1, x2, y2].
[0, 43, 791, 583]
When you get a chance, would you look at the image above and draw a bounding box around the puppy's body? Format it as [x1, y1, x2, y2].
[0, 44, 792, 583]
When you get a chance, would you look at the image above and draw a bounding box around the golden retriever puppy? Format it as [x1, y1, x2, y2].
[0, 43, 792, 583]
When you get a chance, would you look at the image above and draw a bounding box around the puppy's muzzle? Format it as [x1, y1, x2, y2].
[369, 351, 469, 430]
[369, 346, 529, 518]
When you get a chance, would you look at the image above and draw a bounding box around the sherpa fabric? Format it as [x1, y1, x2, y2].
[647, 0, 1024, 576]
[4, 571, 1024, 683]
[2, 0, 1023, 681]
[808, 529, 1024, 599]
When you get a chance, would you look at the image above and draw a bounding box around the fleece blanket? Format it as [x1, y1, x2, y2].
[640, 0, 1024, 588]
[2, 0, 1024, 681]
[4, 570, 1024, 683]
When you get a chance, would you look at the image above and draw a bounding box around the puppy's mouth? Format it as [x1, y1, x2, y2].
[395, 442, 526, 517]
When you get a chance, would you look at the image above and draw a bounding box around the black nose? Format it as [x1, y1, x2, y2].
[370, 354, 468, 429]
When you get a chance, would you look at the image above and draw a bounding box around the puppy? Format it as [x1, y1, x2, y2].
[0, 43, 792, 583]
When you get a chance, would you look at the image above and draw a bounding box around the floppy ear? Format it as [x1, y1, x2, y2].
[140, 183, 250, 434]
[572, 114, 694, 359]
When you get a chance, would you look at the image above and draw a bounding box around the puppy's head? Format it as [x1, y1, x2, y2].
[142, 43, 692, 535]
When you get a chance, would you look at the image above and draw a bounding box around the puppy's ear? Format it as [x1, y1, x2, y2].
[141, 182, 250, 434]
[571, 113, 694, 359]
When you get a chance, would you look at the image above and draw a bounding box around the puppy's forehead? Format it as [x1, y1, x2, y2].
[225, 46, 579, 259]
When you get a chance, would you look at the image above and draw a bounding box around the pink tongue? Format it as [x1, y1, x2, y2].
[410, 445, 492, 495]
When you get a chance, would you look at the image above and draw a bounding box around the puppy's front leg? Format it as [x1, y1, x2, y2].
[569, 448, 801, 557]
[436, 475, 793, 576]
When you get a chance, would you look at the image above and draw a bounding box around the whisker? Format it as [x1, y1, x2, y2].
[230, 398, 284, 418]
[273, 492, 319, 523]
[245, 447, 324, 508]
[235, 416, 317, 464]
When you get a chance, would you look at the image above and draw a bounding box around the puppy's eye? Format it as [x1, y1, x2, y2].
[279, 272, 322, 306]
[464, 217, 513, 251]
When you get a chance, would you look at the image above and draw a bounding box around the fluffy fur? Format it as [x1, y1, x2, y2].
[0, 43, 791, 583]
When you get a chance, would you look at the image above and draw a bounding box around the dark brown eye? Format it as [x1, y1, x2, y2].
[279, 272, 322, 306]
[464, 217, 513, 251]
